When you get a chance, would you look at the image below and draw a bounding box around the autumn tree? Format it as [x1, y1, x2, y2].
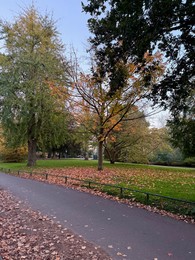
[73, 52, 164, 170]
[104, 109, 150, 164]
[82, 0, 194, 117]
[0, 6, 71, 166]
[104, 114, 178, 164]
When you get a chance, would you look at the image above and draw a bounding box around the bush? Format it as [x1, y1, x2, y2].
[0, 146, 27, 162]
[184, 157, 195, 167]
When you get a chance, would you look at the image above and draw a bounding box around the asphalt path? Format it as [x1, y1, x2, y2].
[0, 172, 194, 260]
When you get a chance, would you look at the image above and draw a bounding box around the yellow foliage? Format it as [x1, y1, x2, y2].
[0, 146, 28, 163]
[0, 131, 27, 162]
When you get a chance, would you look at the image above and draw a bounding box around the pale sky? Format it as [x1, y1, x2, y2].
[0, 0, 169, 127]
[0, 0, 90, 66]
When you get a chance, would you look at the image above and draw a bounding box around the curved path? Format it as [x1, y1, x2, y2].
[0, 172, 194, 260]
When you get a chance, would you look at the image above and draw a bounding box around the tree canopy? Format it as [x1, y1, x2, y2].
[82, 0, 195, 116]
[73, 51, 164, 170]
[0, 6, 71, 166]
[167, 105, 195, 158]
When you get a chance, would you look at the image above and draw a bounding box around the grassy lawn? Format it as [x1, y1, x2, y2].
[0, 159, 98, 169]
[0, 158, 194, 171]
[1, 159, 195, 216]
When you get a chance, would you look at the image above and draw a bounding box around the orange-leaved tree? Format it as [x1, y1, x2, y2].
[73, 52, 164, 170]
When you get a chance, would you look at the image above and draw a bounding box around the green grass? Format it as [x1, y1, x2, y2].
[0, 159, 97, 170]
[0, 159, 195, 216]
[0, 158, 194, 171]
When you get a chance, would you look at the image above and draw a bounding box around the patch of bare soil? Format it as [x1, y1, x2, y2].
[0, 189, 112, 260]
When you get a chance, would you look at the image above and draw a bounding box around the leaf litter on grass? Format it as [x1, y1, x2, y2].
[6, 166, 195, 223]
[41, 167, 195, 201]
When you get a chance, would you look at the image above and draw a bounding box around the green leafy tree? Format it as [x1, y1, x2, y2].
[49, 114, 86, 159]
[147, 127, 178, 164]
[82, 0, 194, 116]
[75, 125, 94, 160]
[167, 108, 195, 158]
[0, 6, 71, 166]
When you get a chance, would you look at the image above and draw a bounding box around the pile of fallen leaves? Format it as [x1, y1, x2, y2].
[0, 188, 111, 260]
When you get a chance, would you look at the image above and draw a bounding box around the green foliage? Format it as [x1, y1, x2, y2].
[148, 127, 184, 165]
[151, 149, 183, 165]
[184, 157, 195, 167]
[83, 0, 194, 116]
[0, 6, 71, 165]
[167, 111, 195, 158]
[111, 126, 179, 165]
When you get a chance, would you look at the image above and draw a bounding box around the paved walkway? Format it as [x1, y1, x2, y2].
[0, 172, 194, 260]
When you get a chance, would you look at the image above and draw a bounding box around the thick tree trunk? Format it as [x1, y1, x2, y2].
[27, 138, 37, 167]
[98, 141, 103, 171]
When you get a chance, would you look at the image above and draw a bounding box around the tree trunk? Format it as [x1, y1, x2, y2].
[84, 151, 89, 160]
[27, 138, 37, 166]
[98, 141, 103, 171]
[104, 146, 116, 164]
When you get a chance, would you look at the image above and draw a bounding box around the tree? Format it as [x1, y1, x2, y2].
[104, 109, 150, 164]
[73, 52, 164, 170]
[167, 107, 195, 158]
[147, 127, 184, 164]
[0, 6, 71, 166]
[82, 0, 194, 116]
[75, 125, 94, 160]
[104, 118, 180, 164]
[147, 127, 176, 163]
[40, 112, 78, 159]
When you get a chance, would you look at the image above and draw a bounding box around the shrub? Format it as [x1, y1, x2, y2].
[0, 146, 27, 163]
[184, 157, 195, 167]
